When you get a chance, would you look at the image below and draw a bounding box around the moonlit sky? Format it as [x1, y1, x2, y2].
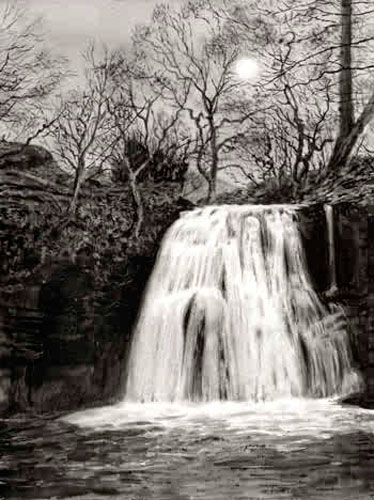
[25, 0, 183, 77]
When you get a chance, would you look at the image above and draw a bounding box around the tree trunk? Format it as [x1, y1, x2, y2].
[207, 178, 216, 203]
[328, 0, 354, 171]
[328, 91, 374, 170]
[69, 161, 85, 214]
[339, 0, 354, 138]
[126, 159, 149, 240]
[129, 170, 144, 240]
[207, 116, 218, 202]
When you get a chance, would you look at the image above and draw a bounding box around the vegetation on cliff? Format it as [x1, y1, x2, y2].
[1, 173, 189, 288]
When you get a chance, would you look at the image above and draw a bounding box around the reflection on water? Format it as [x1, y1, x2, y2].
[0, 399, 373, 499]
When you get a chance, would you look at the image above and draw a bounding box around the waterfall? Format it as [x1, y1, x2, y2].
[125, 205, 360, 403]
[324, 204, 338, 295]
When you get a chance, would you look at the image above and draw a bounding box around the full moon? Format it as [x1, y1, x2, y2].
[235, 58, 260, 80]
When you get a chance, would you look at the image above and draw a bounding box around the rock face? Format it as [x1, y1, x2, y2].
[298, 205, 330, 293]
[0, 254, 157, 413]
[90, 255, 156, 404]
[0, 206, 188, 414]
[27, 264, 95, 410]
[0, 132, 194, 414]
[0, 141, 52, 169]
[0, 140, 68, 184]
[0, 136, 195, 414]
[332, 204, 374, 408]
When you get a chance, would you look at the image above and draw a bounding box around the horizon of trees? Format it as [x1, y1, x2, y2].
[2, 0, 374, 209]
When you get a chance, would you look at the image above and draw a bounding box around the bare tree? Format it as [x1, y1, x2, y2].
[234, 78, 335, 199]
[106, 70, 192, 237]
[133, 1, 266, 201]
[218, 0, 374, 192]
[0, 2, 65, 139]
[48, 46, 115, 214]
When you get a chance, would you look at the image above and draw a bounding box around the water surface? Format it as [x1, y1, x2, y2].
[1, 399, 373, 499]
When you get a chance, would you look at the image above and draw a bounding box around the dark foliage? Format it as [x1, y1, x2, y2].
[111, 137, 188, 185]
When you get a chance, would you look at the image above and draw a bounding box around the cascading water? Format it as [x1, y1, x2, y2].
[125, 205, 361, 403]
[324, 204, 338, 294]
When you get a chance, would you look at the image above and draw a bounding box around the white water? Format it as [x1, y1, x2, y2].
[324, 204, 338, 294]
[64, 398, 374, 453]
[125, 205, 361, 403]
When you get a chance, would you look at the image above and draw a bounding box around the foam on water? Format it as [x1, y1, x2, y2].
[63, 398, 374, 453]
